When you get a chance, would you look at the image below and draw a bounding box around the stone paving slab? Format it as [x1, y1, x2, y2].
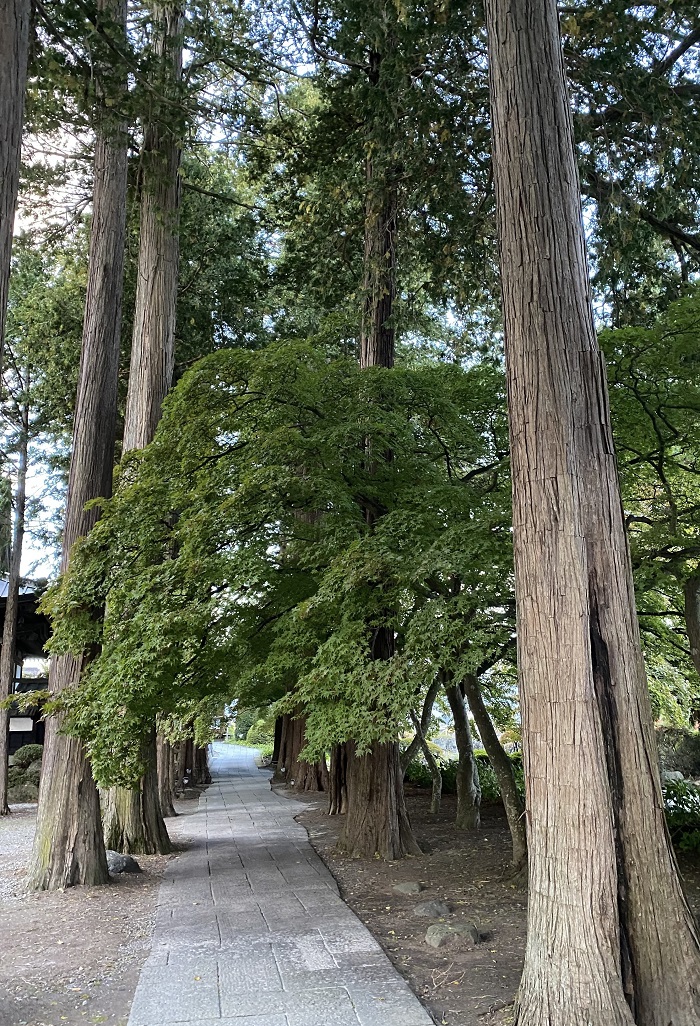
[127, 742, 434, 1026]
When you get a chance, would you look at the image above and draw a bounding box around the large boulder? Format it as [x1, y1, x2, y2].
[425, 922, 482, 948]
[393, 881, 424, 895]
[106, 851, 142, 875]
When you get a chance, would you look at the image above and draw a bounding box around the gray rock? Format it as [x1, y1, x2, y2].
[106, 850, 142, 875]
[414, 899, 450, 918]
[425, 922, 481, 948]
[393, 881, 424, 895]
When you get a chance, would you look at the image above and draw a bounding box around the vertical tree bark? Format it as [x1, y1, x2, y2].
[485, 1, 700, 1022]
[462, 673, 526, 871]
[271, 715, 283, 771]
[401, 676, 442, 774]
[29, 0, 128, 890]
[275, 712, 327, 792]
[0, 401, 28, 815]
[0, 0, 30, 379]
[328, 743, 348, 815]
[102, 726, 170, 853]
[194, 745, 211, 785]
[444, 676, 481, 830]
[103, 1, 183, 853]
[156, 735, 177, 817]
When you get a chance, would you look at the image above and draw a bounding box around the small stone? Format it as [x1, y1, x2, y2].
[425, 922, 481, 948]
[106, 850, 142, 875]
[393, 881, 424, 895]
[414, 899, 450, 918]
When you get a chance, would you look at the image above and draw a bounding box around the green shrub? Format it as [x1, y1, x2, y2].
[7, 765, 25, 787]
[247, 716, 275, 747]
[12, 744, 43, 769]
[8, 782, 39, 803]
[405, 748, 524, 805]
[234, 708, 259, 740]
[657, 728, 700, 778]
[24, 765, 41, 787]
[663, 778, 700, 852]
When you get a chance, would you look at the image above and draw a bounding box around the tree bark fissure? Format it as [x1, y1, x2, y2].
[485, 0, 700, 1021]
[29, 0, 128, 889]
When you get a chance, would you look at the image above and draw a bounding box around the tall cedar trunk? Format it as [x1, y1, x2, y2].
[444, 676, 481, 831]
[194, 745, 211, 785]
[29, 0, 128, 889]
[342, 48, 419, 855]
[485, 1, 700, 1022]
[102, 726, 170, 853]
[104, 1, 183, 852]
[276, 712, 327, 792]
[271, 716, 283, 770]
[0, 0, 30, 379]
[683, 575, 700, 681]
[401, 676, 442, 774]
[409, 710, 442, 814]
[328, 743, 348, 815]
[0, 405, 28, 815]
[156, 735, 176, 817]
[462, 673, 526, 871]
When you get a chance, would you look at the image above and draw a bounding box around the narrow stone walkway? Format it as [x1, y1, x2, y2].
[128, 743, 433, 1026]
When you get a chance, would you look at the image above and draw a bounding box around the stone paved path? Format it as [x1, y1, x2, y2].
[128, 742, 433, 1026]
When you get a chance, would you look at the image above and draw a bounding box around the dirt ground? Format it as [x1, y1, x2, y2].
[294, 786, 700, 1026]
[0, 798, 199, 1026]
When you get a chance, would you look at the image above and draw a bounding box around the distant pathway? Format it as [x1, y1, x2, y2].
[128, 743, 433, 1026]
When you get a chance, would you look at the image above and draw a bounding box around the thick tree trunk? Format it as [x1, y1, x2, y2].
[104, 1, 183, 850]
[276, 712, 327, 791]
[462, 673, 526, 871]
[156, 735, 177, 817]
[29, 0, 127, 890]
[340, 740, 421, 859]
[194, 745, 211, 785]
[485, 1, 700, 1022]
[0, 0, 30, 379]
[328, 743, 348, 815]
[0, 407, 28, 815]
[271, 716, 283, 772]
[444, 677, 481, 831]
[102, 727, 171, 854]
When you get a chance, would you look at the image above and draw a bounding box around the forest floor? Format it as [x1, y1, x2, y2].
[0, 796, 201, 1026]
[293, 785, 700, 1026]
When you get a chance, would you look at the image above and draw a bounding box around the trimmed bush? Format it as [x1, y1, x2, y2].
[8, 782, 39, 803]
[12, 744, 43, 769]
[663, 777, 700, 851]
[246, 716, 275, 747]
[24, 765, 41, 787]
[657, 728, 700, 778]
[7, 765, 25, 787]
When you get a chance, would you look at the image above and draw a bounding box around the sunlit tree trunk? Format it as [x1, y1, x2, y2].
[0, 401, 29, 815]
[0, 0, 30, 379]
[156, 734, 176, 817]
[29, 0, 128, 890]
[485, 0, 700, 1021]
[444, 674, 480, 830]
[103, 1, 183, 854]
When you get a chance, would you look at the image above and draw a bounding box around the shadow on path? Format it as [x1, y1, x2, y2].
[127, 742, 433, 1026]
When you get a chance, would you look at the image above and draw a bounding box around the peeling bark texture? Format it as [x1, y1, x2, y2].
[462, 674, 526, 870]
[156, 735, 177, 817]
[122, 1, 183, 452]
[102, 727, 171, 854]
[684, 575, 700, 680]
[485, 0, 700, 1022]
[328, 743, 348, 815]
[104, 1, 184, 850]
[444, 677, 480, 831]
[0, 407, 28, 815]
[0, 0, 30, 379]
[339, 740, 421, 859]
[277, 713, 328, 792]
[29, 0, 128, 890]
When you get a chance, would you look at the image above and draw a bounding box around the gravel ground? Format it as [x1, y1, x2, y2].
[0, 796, 200, 1026]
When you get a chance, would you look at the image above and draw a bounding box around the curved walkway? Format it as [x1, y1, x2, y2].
[128, 743, 433, 1026]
